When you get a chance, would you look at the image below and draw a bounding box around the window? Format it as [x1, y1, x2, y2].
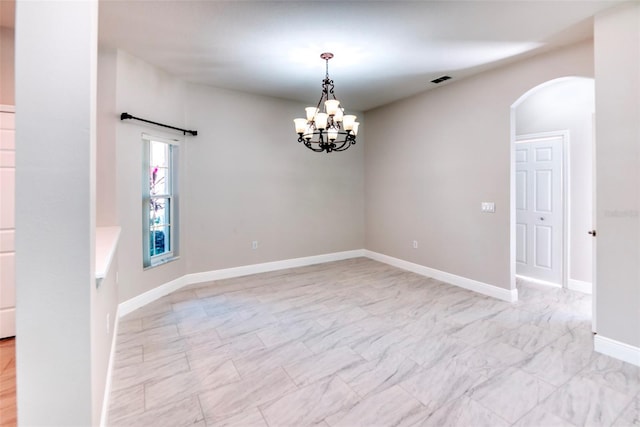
[143, 135, 179, 267]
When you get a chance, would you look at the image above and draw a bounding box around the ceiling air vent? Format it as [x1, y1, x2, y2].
[431, 75, 452, 84]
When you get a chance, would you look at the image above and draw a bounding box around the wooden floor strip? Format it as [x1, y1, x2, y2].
[0, 337, 16, 427]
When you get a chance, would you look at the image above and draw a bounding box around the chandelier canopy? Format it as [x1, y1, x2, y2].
[293, 53, 359, 153]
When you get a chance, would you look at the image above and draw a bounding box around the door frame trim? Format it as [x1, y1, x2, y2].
[514, 130, 570, 288]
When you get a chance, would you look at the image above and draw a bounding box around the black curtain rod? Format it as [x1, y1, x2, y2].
[120, 112, 198, 136]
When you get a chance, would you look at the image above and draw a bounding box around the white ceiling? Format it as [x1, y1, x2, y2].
[97, 1, 623, 111]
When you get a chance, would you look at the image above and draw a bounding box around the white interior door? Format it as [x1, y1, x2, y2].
[0, 107, 15, 338]
[516, 135, 563, 285]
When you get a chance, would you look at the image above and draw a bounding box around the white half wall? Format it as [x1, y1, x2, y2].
[15, 1, 98, 425]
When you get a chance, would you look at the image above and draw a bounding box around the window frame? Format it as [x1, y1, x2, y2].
[142, 134, 179, 268]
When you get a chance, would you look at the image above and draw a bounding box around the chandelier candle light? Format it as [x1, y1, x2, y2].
[293, 52, 359, 153]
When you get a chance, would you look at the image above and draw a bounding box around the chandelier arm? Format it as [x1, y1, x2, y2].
[304, 139, 328, 152]
[315, 95, 324, 114]
[332, 139, 351, 151]
[334, 142, 353, 152]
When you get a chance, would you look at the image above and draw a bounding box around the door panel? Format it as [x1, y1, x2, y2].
[516, 136, 563, 284]
[535, 169, 552, 212]
[516, 170, 527, 210]
[534, 225, 553, 268]
[535, 147, 553, 162]
[0, 168, 15, 228]
[0, 109, 15, 338]
[516, 223, 527, 263]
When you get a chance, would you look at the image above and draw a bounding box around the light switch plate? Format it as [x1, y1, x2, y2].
[481, 202, 496, 213]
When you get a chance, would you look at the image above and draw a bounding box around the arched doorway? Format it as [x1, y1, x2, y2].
[510, 77, 595, 329]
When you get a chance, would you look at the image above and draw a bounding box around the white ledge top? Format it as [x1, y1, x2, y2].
[96, 226, 121, 280]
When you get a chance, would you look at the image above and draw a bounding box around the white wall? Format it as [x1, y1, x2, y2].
[97, 48, 118, 227]
[110, 50, 365, 302]
[594, 3, 640, 348]
[184, 84, 365, 274]
[364, 41, 594, 291]
[114, 50, 189, 302]
[15, 1, 98, 425]
[516, 78, 594, 285]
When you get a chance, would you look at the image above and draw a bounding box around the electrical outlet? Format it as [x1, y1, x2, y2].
[106, 313, 110, 335]
[412, 240, 418, 249]
[252, 241, 258, 250]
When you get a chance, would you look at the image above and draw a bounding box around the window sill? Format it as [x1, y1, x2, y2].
[144, 255, 180, 271]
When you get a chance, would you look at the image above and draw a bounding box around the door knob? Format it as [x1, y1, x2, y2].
[539, 217, 545, 221]
[588, 230, 597, 237]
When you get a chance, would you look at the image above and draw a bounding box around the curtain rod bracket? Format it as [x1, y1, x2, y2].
[120, 112, 198, 136]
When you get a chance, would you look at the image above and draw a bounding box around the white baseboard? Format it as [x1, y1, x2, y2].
[118, 275, 190, 317]
[183, 249, 366, 285]
[99, 306, 121, 427]
[364, 250, 518, 303]
[568, 278, 592, 294]
[118, 249, 366, 318]
[118, 248, 518, 318]
[594, 334, 640, 367]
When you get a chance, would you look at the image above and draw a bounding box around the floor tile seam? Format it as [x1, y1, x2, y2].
[226, 353, 272, 382]
[145, 389, 210, 423]
[608, 394, 637, 427]
[528, 343, 596, 380]
[333, 382, 431, 425]
[536, 386, 588, 427]
[519, 357, 578, 390]
[278, 360, 303, 392]
[492, 329, 563, 357]
[518, 327, 578, 359]
[335, 371, 370, 400]
[572, 363, 640, 397]
[121, 354, 189, 391]
[459, 329, 511, 350]
[391, 383, 453, 424]
[510, 366, 560, 393]
[259, 375, 361, 426]
[281, 348, 365, 389]
[256, 405, 273, 427]
[508, 396, 572, 427]
[463, 391, 521, 426]
[579, 374, 640, 407]
[396, 380, 431, 409]
[194, 394, 208, 426]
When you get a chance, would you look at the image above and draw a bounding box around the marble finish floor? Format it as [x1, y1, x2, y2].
[107, 258, 640, 426]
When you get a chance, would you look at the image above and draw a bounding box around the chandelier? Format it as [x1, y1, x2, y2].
[293, 53, 359, 153]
